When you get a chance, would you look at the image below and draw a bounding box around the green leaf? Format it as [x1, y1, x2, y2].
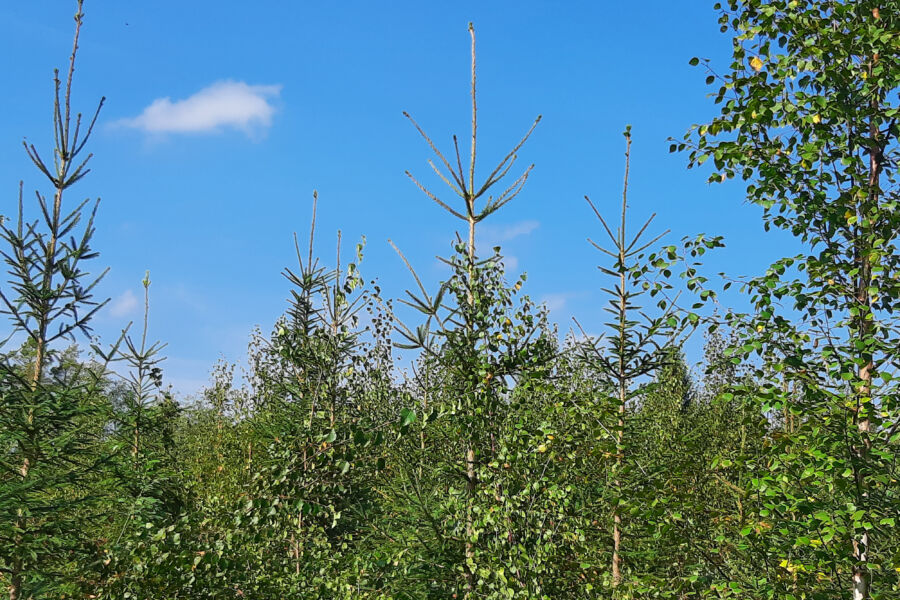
[400, 408, 417, 427]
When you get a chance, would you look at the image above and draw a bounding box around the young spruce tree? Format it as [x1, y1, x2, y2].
[392, 23, 555, 598]
[577, 128, 720, 594]
[0, 2, 115, 597]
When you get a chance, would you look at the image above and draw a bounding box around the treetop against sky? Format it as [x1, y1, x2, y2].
[0, 1, 797, 394]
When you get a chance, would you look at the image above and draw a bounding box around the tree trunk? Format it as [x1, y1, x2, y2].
[611, 179, 629, 588]
[464, 445, 477, 595]
[851, 99, 882, 600]
[612, 356, 625, 587]
[464, 215, 477, 598]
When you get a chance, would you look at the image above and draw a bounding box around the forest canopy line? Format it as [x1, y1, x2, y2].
[1, 0, 898, 599]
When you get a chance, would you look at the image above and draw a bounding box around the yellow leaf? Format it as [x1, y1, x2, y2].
[537, 444, 547, 453]
[812, 114, 821, 124]
[750, 57, 763, 71]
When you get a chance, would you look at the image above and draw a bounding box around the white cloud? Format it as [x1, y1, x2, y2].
[476, 220, 539, 248]
[501, 254, 519, 272]
[540, 292, 574, 313]
[169, 283, 212, 313]
[117, 80, 282, 135]
[109, 289, 138, 318]
[540, 292, 588, 315]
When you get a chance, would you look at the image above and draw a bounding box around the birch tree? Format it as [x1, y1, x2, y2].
[679, 1, 900, 597]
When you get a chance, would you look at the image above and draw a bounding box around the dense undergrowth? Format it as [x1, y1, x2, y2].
[1, 1, 899, 598]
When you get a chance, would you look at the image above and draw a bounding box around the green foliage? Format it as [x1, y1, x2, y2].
[678, 1, 900, 598]
[5, 2, 900, 599]
[0, 3, 119, 597]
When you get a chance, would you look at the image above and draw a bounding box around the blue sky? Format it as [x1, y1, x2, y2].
[0, 1, 798, 395]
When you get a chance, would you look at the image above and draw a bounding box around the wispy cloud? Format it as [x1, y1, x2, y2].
[540, 292, 576, 313]
[116, 80, 282, 136]
[503, 255, 519, 272]
[109, 289, 138, 318]
[476, 220, 539, 248]
[169, 283, 208, 313]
